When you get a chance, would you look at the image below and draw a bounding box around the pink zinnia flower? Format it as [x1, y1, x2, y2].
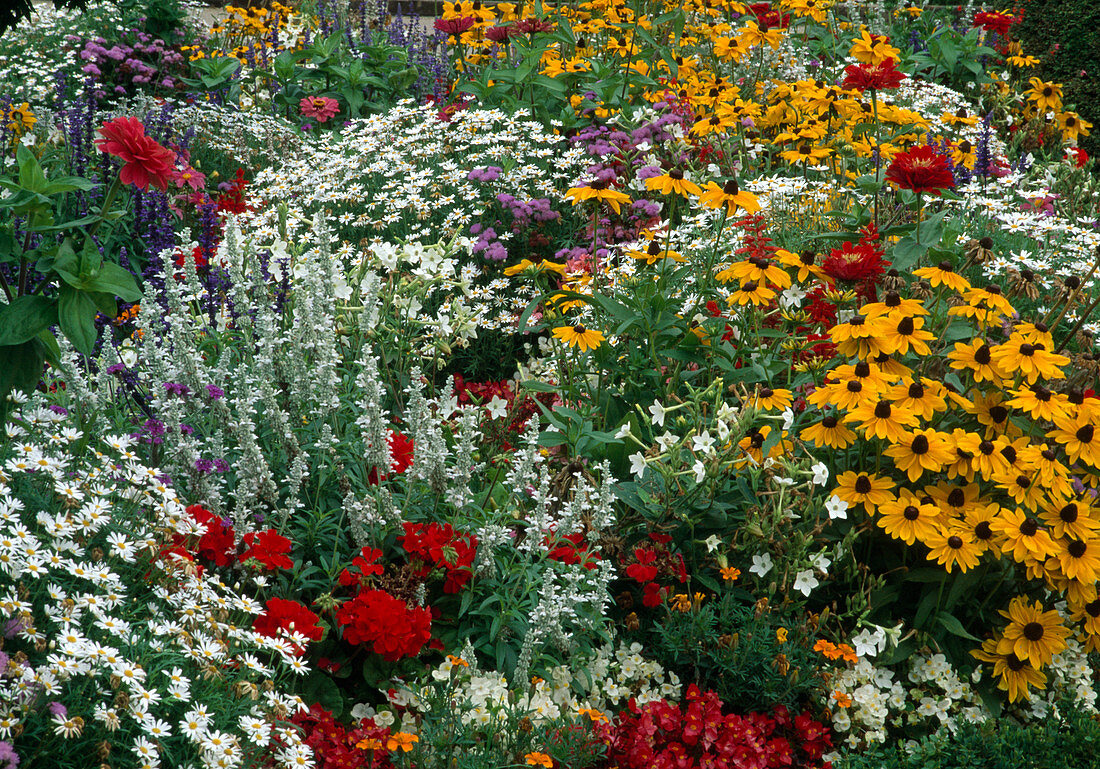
[95, 116, 177, 191]
[299, 96, 340, 124]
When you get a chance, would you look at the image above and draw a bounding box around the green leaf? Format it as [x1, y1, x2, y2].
[0, 295, 58, 346]
[85, 262, 142, 301]
[16, 145, 48, 193]
[936, 611, 981, 642]
[0, 338, 49, 423]
[58, 284, 98, 355]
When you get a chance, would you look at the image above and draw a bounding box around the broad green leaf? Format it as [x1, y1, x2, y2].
[85, 262, 142, 301]
[58, 284, 98, 355]
[0, 295, 58, 346]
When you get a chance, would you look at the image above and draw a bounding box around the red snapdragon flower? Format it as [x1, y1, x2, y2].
[842, 58, 906, 92]
[336, 588, 432, 661]
[95, 116, 177, 191]
[253, 598, 323, 655]
[240, 529, 294, 570]
[885, 145, 955, 195]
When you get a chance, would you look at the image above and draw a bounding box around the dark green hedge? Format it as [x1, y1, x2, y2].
[1013, 0, 1100, 162]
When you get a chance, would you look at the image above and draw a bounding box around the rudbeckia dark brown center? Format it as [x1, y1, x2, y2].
[723, 179, 740, 195]
[903, 506, 920, 520]
[874, 401, 892, 418]
[1023, 621, 1045, 641]
[975, 345, 992, 365]
[1068, 540, 1088, 558]
[974, 521, 993, 540]
[669, 169, 684, 180]
[1019, 518, 1039, 536]
[958, 140, 972, 153]
[823, 415, 839, 428]
[847, 381, 863, 393]
[1042, 86, 1053, 97]
[854, 475, 872, 494]
[979, 236, 994, 249]
[956, 108, 968, 118]
[948, 488, 965, 508]
[1086, 598, 1100, 618]
[896, 316, 915, 336]
[1033, 386, 1051, 401]
[947, 535, 964, 549]
[1006, 654, 1026, 671]
[799, 250, 816, 265]
[573, 324, 587, 334]
[937, 261, 954, 272]
[1060, 504, 1079, 523]
[647, 241, 662, 256]
[1019, 343, 1036, 356]
[760, 387, 774, 398]
[742, 280, 759, 292]
[1076, 425, 1095, 444]
[850, 316, 866, 327]
[884, 291, 901, 306]
[1016, 475, 1031, 489]
[1041, 449, 1056, 461]
[911, 435, 929, 454]
[989, 405, 1009, 423]
[979, 440, 995, 455]
[854, 361, 870, 377]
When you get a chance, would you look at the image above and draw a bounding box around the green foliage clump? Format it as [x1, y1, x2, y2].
[837, 698, 1100, 769]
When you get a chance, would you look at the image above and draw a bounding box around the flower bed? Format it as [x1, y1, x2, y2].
[1, 0, 1100, 767]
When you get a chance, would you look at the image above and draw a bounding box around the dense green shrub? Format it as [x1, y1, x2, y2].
[837, 698, 1100, 769]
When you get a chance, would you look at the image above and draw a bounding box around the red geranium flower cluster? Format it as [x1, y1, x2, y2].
[621, 534, 689, 607]
[290, 704, 394, 769]
[339, 546, 385, 587]
[253, 597, 324, 655]
[885, 145, 955, 195]
[187, 504, 236, 566]
[399, 522, 478, 593]
[95, 116, 176, 191]
[367, 430, 414, 485]
[603, 685, 832, 769]
[453, 374, 552, 443]
[842, 58, 906, 92]
[546, 530, 603, 571]
[335, 588, 432, 661]
[170, 504, 296, 573]
[240, 529, 294, 570]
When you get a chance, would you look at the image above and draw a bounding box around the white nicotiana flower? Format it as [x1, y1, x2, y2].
[629, 452, 647, 479]
[793, 569, 819, 596]
[811, 462, 829, 486]
[749, 553, 773, 577]
[825, 495, 849, 520]
[648, 400, 667, 427]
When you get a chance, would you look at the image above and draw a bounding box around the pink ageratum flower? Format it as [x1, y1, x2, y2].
[95, 116, 177, 191]
[299, 96, 340, 124]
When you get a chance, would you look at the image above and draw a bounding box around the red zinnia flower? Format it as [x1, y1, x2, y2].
[973, 11, 1016, 37]
[240, 529, 294, 570]
[821, 241, 887, 284]
[434, 16, 475, 35]
[842, 58, 906, 92]
[95, 116, 177, 191]
[885, 145, 955, 195]
[253, 598, 323, 655]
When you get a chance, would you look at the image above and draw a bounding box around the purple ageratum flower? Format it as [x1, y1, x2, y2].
[0, 740, 18, 769]
[213, 458, 230, 473]
[194, 458, 215, 474]
[467, 166, 502, 182]
[205, 385, 224, 400]
[48, 405, 68, 416]
[636, 165, 665, 181]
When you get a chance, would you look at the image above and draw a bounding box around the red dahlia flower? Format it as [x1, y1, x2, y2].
[95, 116, 176, 191]
[822, 241, 887, 284]
[253, 598, 323, 655]
[842, 58, 906, 92]
[239, 529, 294, 570]
[973, 11, 1017, 37]
[885, 145, 955, 195]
